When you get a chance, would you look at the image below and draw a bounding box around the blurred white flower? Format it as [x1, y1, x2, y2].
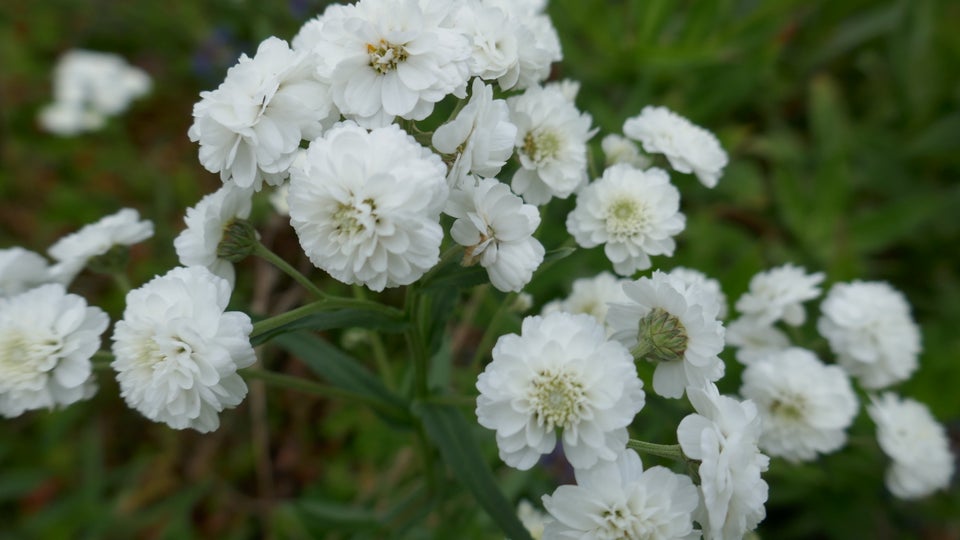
[608, 271, 725, 399]
[818, 281, 921, 389]
[601, 133, 651, 169]
[623, 105, 728, 188]
[174, 183, 254, 287]
[724, 317, 791, 365]
[189, 36, 337, 191]
[541, 271, 629, 330]
[454, 3, 521, 88]
[0, 284, 108, 417]
[735, 264, 824, 326]
[508, 85, 594, 205]
[0, 247, 57, 297]
[677, 384, 769, 540]
[432, 78, 517, 187]
[446, 177, 544, 293]
[479, 0, 561, 89]
[868, 393, 955, 499]
[668, 266, 728, 320]
[741, 348, 859, 463]
[542, 449, 699, 539]
[39, 49, 150, 136]
[567, 164, 685, 277]
[545, 79, 580, 102]
[476, 312, 645, 470]
[288, 122, 447, 292]
[269, 183, 291, 216]
[111, 266, 255, 433]
[516, 500, 548, 540]
[47, 208, 154, 282]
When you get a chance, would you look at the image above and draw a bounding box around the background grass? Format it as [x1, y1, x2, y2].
[1, 0, 958, 538]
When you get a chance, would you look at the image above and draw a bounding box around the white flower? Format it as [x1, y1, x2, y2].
[741, 348, 858, 463]
[678, 384, 769, 540]
[288, 122, 448, 291]
[0, 284, 108, 417]
[724, 317, 791, 365]
[541, 271, 630, 329]
[39, 49, 150, 135]
[189, 36, 337, 191]
[454, 3, 521, 88]
[735, 264, 824, 326]
[478, 0, 561, 89]
[269, 183, 291, 216]
[668, 267, 728, 320]
[432, 78, 517, 187]
[818, 281, 921, 389]
[447, 177, 544, 293]
[542, 449, 699, 539]
[174, 183, 254, 287]
[508, 85, 594, 205]
[567, 164, 685, 277]
[476, 312, 645, 470]
[868, 393, 955, 499]
[310, 0, 471, 128]
[111, 266, 255, 433]
[608, 270, 725, 399]
[47, 208, 154, 281]
[0, 248, 56, 297]
[601, 133, 651, 169]
[545, 79, 580, 102]
[623, 106, 728, 188]
[517, 500, 548, 540]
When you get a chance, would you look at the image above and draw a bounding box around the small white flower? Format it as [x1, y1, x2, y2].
[724, 317, 791, 365]
[174, 183, 254, 287]
[476, 312, 645, 470]
[601, 133, 651, 169]
[288, 122, 448, 292]
[677, 384, 770, 540]
[479, 0, 562, 89]
[0, 284, 108, 417]
[741, 348, 859, 462]
[47, 208, 154, 281]
[623, 105, 728, 188]
[567, 164, 685, 277]
[735, 264, 824, 326]
[432, 78, 517, 187]
[545, 79, 580, 102]
[608, 271, 725, 399]
[818, 281, 921, 389]
[508, 85, 594, 205]
[0, 247, 56, 297]
[541, 449, 699, 539]
[868, 393, 955, 499]
[189, 36, 337, 191]
[111, 266, 255, 433]
[541, 271, 630, 329]
[668, 266, 728, 320]
[446, 177, 544, 293]
[454, 3, 521, 88]
[517, 500, 548, 540]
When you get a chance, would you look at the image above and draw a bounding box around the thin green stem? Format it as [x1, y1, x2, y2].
[241, 368, 384, 408]
[253, 241, 327, 299]
[404, 285, 429, 398]
[352, 286, 395, 389]
[112, 273, 133, 295]
[468, 292, 516, 372]
[626, 439, 686, 462]
[91, 350, 114, 371]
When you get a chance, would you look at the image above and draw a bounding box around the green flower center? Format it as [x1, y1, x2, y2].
[522, 128, 562, 164]
[530, 368, 585, 431]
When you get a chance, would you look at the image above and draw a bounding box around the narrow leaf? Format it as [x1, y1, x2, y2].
[251, 308, 408, 346]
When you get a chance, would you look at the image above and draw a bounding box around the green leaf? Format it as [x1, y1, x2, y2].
[542, 246, 577, 264]
[421, 264, 489, 293]
[250, 308, 408, 346]
[291, 500, 384, 532]
[273, 332, 412, 426]
[412, 402, 531, 540]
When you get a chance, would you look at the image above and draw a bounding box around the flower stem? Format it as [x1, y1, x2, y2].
[112, 273, 133, 295]
[91, 350, 114, 371]
[626, 439, 686, 461]
[404, 285, 429, 398]
[252, 240, 327, 299]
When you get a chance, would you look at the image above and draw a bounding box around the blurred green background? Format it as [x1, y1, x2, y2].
[1, 0, 958, 538]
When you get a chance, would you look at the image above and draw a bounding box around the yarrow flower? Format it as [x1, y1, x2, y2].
[623, 105, 728, 188]
[601, 133, 651, 169]
[476, 312, 645, 470]
[288, 122, 448, 291]
[608, 270, 725, 399]
[541, 449, 699, 539]
[818, 281, 921, 389]
[39, 49, 151, 136]
[47, 208, 155, 281]
[111, 266, 255, 433]
[740, 348, 858, 463]
[567, 164, 685, 276]
[189, 36, 337, 191]
[508, 84, 594, 205]
[541, 271, 630, 329]
[0, 247, 57, 297]
[677, 384, 770, 540]
[446, 177, 544, 293]
[0, 284, 108, 417]
[431, 78, 517, 187]
[174, 183, 254, 287]
[735, 264, 824, 326]
[724, 317, 791, 365]
[868, 393, 955, 499]
[478, 0, 562, 90]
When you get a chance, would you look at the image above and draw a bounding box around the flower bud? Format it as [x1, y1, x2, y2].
[631, 307, 688, 363]
[216, 218, 258, 262]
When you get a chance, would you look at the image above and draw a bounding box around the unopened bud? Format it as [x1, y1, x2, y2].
[216, 218, 258, 262]
[630, 307, 688, 363]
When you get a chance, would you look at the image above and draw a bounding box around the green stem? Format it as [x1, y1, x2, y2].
[404, 285, 429, 398]
[626, 440, 686, 462]
[468, 291, 516, 372]
[253, 241, 327, 299]
[353, 286, 395, 389]
[112, 273, 132, 295]
[91, 350, 114, 371]
[251, 298, 405, 341]
[419, 245, 464, 286]
[241, 368, 384, 408]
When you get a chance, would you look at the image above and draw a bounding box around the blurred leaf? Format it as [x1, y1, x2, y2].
[250, 308, 408, 346]
[292, 499, 384, 532]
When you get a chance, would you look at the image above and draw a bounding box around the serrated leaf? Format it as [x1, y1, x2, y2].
[412, 402, 531, 540]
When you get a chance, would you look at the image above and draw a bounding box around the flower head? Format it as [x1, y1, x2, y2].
[0, 284, 108, 417]
[111, 266, 255, 432]
[735, 264, 824, 326]
[0, 248, 57, 297]
[288, 122, 448, 291]
[623, 105, 727, 188]
[476, 312, 645, 470]
[541, 271, 630, 330]
[724, 317, 791, 365]
[601, 133, 651, 169]
[868, 393, 955, 499]
[567, 165, 685, 276]
[174, 183, 254, 287]
[668, 266, 728, 320]
[47, 208, 154, 281]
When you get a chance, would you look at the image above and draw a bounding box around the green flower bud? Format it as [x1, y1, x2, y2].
[216, 218, 258, 263]
[630, 307, 688, 363]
